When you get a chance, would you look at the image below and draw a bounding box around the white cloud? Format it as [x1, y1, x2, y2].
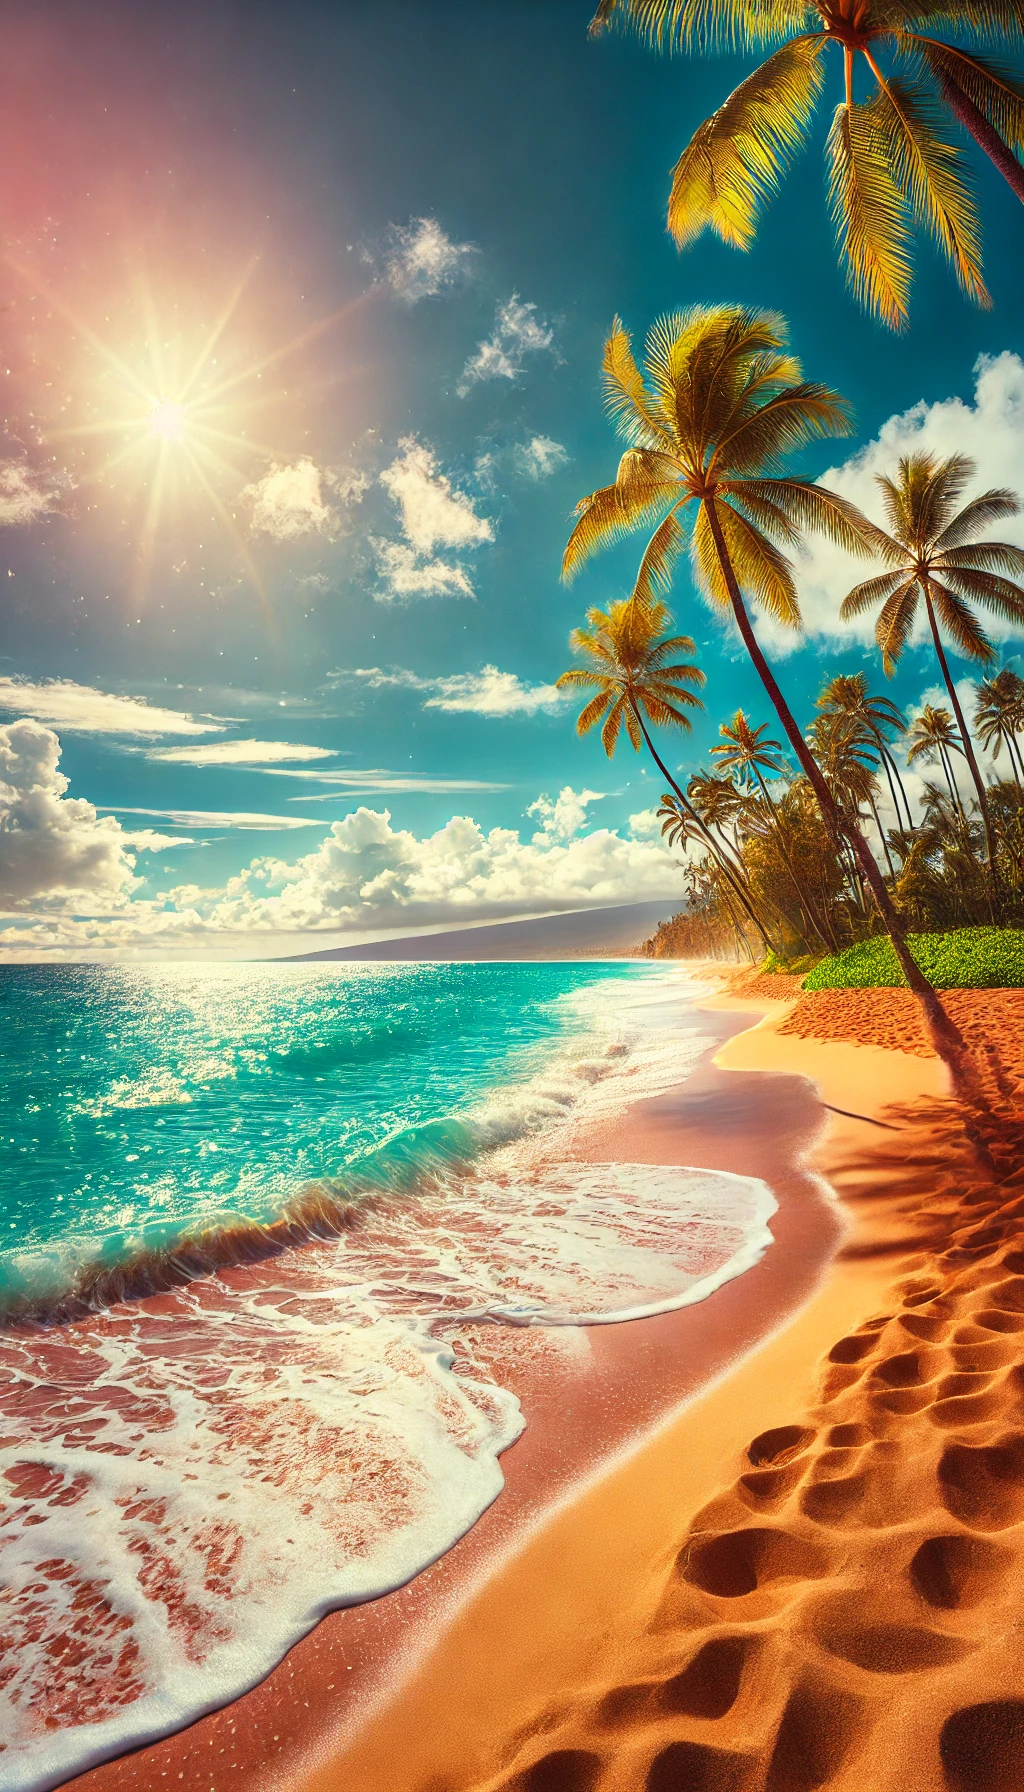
[341, 663, 565, 716]
[374, 437, 494, 601]
[458, 296, 555, 395]
[119, 830, 195, 851]
[793, 352, 1024, 654]
[0, 460, 69, 527]
[0, 719, 139, 906]
[512, 435, 569, 480]
[272, 770, 509, 794]
[374, 217, 476, 303]
[527, 786, 604, 841]
[147, 740, 336, 767]
[0, 678, 224, 737]
[0, 742, 682, 956]
[103, 807, 330, 831]
[241, 459, 368, 542]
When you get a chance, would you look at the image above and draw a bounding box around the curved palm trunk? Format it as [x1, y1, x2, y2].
[867, 787, 896, 878]
[881, 744, 914, 831]
[702, 495, 973, 1084]
[923, 586, 999, 913]
[634, 712, 780, 955]
[752, 767, 837, 952]
[940, 73, 1024, 208]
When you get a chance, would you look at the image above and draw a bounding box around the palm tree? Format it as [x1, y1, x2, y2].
[975, 666, 1024, 783]
[561, 303, 966, 1068]
[711, 709, 836, 948]
[840, 451, 1024, 896]
[816, 670, 913, 828]
[590, 1, 1024, 329]
[807, 707, 888, 896]
[907, 702, 968, 814]
[555, 595, 779, 950]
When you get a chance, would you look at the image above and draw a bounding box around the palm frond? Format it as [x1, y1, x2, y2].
[876, 581, 920, 672]
[913, 38, 1024, 154]
[743, 477, 899, 558]
[937, 563, 1024, 622]
[935, 490, 1021, 547]
[696, 497, 802, 625]
[562, 478, 673, 581]
[574, 690, 614, 737]
[601, 319, 675, 448]
[827, 97, 914, 329]
[712, 383, 852, 473]
[667, 35, 825, 250]
[929, 579, 998, 661]
[870, 76, 989, 305]
[841, 570, 917, 620]
[938, 540, 1024, 577]
[630, 506, 688, 607]
[589, 0, 810, 52]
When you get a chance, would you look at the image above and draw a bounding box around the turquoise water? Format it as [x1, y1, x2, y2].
[0, 959, 655, 1304]
[0, 959, 779, 1792]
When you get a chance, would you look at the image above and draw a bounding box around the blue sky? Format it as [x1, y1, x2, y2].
[1, 0, 1023, 957]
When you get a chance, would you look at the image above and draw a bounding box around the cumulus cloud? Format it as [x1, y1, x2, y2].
[0, 677, 224, 737]
[345, 663, 564, 717]
[373, 437, 494, 601]
[147, 739, 336, 767]
[792, 352, 1024, 654]
[0, 719, 139, 906]
[372, 217, 476, 303]
[241, 458, 368, 542]
[168, 790, 680, 939]
[458, 296, 555, 395]
[0, 459, 69, 527]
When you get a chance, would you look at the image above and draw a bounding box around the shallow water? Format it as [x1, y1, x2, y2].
[0, 961, 775, 1791]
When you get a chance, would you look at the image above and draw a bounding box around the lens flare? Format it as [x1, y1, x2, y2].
[148, 399, 188, 442]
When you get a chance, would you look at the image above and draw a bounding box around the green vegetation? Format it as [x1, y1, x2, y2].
[803, 929, 1024, 991]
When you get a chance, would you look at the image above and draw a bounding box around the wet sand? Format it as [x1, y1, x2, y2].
[68, 999, 846, 1792]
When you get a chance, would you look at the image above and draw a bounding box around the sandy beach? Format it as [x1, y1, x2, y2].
[64, 972, 1024, 1792]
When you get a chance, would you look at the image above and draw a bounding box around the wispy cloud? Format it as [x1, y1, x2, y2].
[270, 769, 509, 795]
[512, 435, 568, 480]
[147, 740, 336, 767]
[458, 296, 555, 395]
[241, 458, 369, 541]
[101, 806, 331, 831]
[0, 678, 224, 737]
[371, 217, 477, 303]
[0, 459, 70, 527]
[345, 663, 564, 717]
[373, 437, 494, 601]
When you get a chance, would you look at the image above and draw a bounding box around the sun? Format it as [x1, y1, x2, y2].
[148, 399, 189, 443]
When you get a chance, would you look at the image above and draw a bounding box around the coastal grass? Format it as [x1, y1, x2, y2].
[802, 927, 1024, 991]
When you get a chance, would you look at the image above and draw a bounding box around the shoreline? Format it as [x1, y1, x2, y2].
[282, 992, 950, 1792]
[68, 986, 846, 1792]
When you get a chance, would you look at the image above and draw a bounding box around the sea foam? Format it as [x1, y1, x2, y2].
[0, 965, 775, 1791]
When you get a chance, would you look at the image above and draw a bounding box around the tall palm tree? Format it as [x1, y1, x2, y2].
[555, 595, 779, 950]
[808, 705, 892, 883]
[975, 666, 1024, 783]
[840, 451, 1024, 895]
[816, 670, 913, 828]
[711, 709, 836, 948]
[590, 0, 1024, 329]
[907, 702, 968, 814]
[561, 304, 967, 1070]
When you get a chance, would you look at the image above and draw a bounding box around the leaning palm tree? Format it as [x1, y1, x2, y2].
[975, 666, 1024, 784]
[840, 451, 1024, 895]
[907, 702, 968, 814]
[590, 0, 1024, 328]
[556, 595, 779, 950]
[816, 670, 913, 828]
[561, 304, 967, 1070]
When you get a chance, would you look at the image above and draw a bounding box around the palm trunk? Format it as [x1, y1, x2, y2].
[923, 585, 999, 913]
[752, 767, 837, 952]
[634, 713, 780, 955]
[702, 495, 972, 1081]
[937, 744, 965, 819]
[940, 73, 1024, 207]
[867, 787, 895, 878]
[881, 744, 914, 830]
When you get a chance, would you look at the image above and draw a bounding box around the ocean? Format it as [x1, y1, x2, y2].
[0, 961, 775, 1791]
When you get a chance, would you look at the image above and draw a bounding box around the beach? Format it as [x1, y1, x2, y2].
[55, 967, 1023, 1792]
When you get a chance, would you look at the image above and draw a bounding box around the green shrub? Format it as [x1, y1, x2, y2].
[802, 928, 1024, 991]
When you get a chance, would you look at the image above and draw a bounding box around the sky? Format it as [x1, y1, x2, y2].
[1, 0, 1023, 959]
